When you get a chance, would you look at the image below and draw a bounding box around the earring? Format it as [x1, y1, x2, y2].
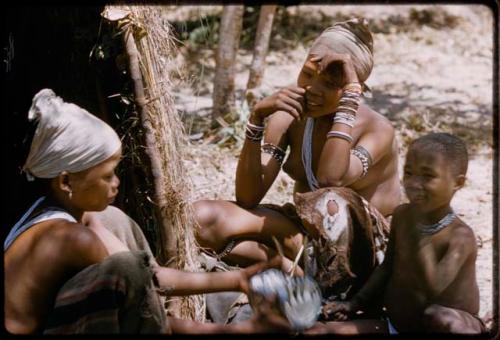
[69, 190, 73, 200]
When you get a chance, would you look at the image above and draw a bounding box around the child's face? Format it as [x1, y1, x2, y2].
[403, 146, 463, 214]
[297, 55, 343, 118]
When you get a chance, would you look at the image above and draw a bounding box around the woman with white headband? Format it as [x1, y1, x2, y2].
[194, 18, 401, 274]
[4, 89, 288, 334]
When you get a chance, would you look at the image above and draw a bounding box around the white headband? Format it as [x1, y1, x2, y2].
[22, 89, 122, 180]
[309, 18, 374, 84]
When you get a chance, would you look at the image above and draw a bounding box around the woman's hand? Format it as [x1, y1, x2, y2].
[249, 294, 292, 333]
[238, 255, 284, 294]
[252, 86, 305, 124]
[322, 298, 360, 321]
[311, 53, 359, 86]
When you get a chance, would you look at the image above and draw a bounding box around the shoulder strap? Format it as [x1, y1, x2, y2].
[4, 197, 77, 251]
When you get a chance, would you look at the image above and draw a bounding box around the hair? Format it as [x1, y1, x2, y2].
[409, 132, 468, 176]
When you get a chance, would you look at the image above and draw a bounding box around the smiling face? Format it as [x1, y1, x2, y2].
[403, 146, 464, 214]
[297, 55, 344, 118]
[68, 148, 122, 212]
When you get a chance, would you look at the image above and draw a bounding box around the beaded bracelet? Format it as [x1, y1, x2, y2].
[261, 143, 286, 166]
[333, 112, 356, 128]
[326, 130, 353, 144]
[245, 121, 265, 142]
[343, 82, 362, 93]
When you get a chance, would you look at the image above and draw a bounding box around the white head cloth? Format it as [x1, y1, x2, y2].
[309, 18, 374, 84]
[22, 89, 122, 180]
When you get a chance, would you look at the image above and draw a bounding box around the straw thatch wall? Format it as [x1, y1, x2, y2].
[102, 5, 205, 321]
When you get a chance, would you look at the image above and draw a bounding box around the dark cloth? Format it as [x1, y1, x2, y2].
[261, 202, 307, 234]
[44, 251, 168, 334]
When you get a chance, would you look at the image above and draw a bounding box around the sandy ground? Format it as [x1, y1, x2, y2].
[171, 5, 495, 321]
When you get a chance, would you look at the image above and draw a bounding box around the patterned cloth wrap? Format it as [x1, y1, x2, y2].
[293, 187, 390, 304]
[44, 250, 168, 334]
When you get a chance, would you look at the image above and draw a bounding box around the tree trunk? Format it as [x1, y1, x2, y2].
[212, 5, 244, 125]
[246, 5, 277, 91]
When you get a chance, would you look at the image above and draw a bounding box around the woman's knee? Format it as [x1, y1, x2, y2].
[194, 200, 221, 228]
[193, 200, 231, 248]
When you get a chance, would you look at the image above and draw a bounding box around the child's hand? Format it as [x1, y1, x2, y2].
[322, 299, 359, 321]
[311, 53, 359, 86]
[238, 255, 284, 294]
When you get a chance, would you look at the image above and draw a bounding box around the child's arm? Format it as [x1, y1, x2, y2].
[153, 256, 282, 296]
[323, 206, 399, 319]
[416, 225, 476, 299]
[349, 223, 395, 307]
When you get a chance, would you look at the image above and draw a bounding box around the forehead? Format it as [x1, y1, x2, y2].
[301, 56, 341, 81]
[405, 146, 449, 169]
[302, 58, 318, 71]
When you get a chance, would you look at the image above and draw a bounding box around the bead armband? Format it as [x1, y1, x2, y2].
[351, 145, 373, 178]
[262, 143, 286, 166]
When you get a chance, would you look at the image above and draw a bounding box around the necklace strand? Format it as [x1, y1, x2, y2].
[417, 211, 457, 235]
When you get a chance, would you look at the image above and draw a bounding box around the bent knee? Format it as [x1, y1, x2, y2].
[422, 305, 466, 333]
[193, 200, 224, 229]
[193, 200, 229, 248]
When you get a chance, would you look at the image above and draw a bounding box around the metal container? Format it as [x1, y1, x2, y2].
[249, 269, 322, 331]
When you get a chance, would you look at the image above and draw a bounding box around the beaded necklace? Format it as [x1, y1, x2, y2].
[417, 211, 457, 235]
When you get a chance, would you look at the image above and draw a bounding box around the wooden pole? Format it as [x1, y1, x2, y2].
[122, 27, 175, 263]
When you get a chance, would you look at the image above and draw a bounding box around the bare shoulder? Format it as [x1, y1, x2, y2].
[388, 204, 412, 237]
[359, 104, 394, 135]
[42, 220, 108, 269]
[392, 203, 412, 220]
[448, 219, 477, 253]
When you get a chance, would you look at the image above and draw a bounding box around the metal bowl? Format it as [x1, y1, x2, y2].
[249, 269, 322, 331]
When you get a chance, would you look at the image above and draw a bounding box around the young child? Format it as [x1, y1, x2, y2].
[308, 132, 486, 334]
[4, 89, 288, 334]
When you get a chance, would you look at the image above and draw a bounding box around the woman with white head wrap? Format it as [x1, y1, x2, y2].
[5, 89, 290, 334]
[193, 18, 401, 288]
[6, 88, 123, 251]
[22, 88, 122, 181]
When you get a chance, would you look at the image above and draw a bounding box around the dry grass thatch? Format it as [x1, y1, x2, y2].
[102, 5, 205, 321]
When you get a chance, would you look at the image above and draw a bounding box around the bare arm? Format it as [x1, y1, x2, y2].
[317, 116, 394, 187]
[169, 317, 254, 334]
[154, 256, 283, 296]
[236, 87, 305, 208]
[350, 209, 396, 307]
[324, 206, 399, 320]
[153, 267, 245, 296]
[416, 226, 476, 299]
[168, 286, 291, 334]
[60, 223, 108, 271]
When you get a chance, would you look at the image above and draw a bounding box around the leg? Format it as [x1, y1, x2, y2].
[305, 319, 388, 334]
[422, 304, 485, 334]
[194, 200, 304, 260]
